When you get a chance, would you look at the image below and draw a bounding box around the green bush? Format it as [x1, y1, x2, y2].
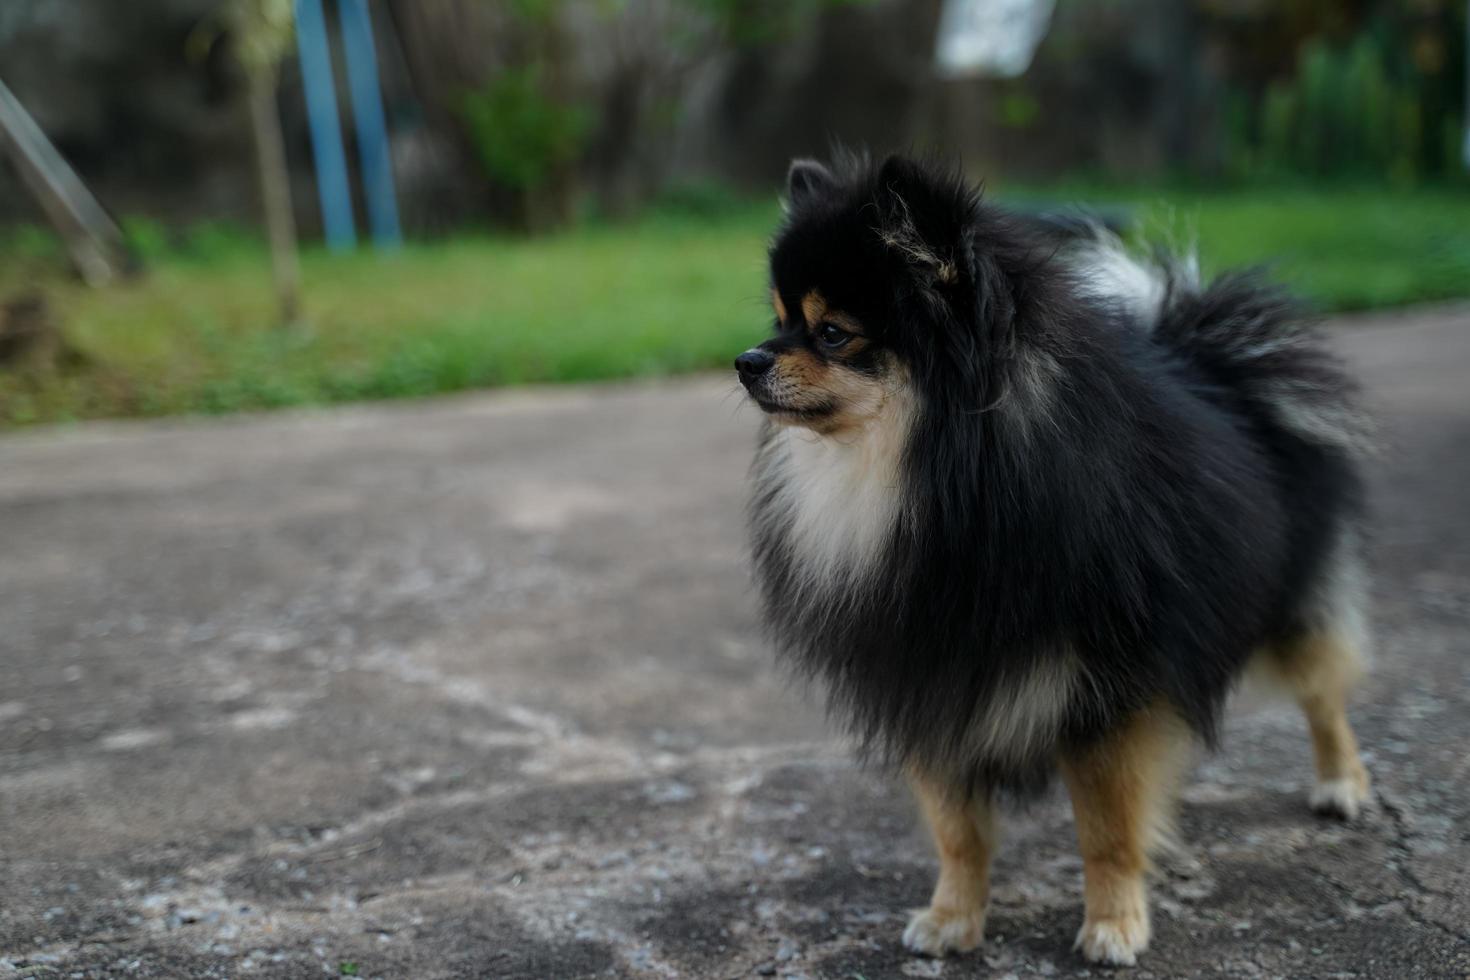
[1235, 24, 1461, 184]
[460, 67, 589, 192]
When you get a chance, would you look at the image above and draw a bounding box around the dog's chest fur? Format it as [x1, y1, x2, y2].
[756, 408, 910, 593]
[752, 397, 1081, 776]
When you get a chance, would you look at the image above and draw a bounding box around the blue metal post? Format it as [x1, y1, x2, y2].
[338, 0, 402, 250]
[294, 0, 356, 251]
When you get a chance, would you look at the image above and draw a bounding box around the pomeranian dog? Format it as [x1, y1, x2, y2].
[737, 154, 1372, 966]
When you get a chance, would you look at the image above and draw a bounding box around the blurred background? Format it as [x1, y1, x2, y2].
[5, 7, 1470, 976]
[1, 0, 1467, 426]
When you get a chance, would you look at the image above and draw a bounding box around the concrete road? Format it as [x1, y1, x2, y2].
[2, 306, 1467, 979]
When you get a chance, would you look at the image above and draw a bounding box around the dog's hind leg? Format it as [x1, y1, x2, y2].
[1060, 702, 1193, 967]
[1254, 536, 1372, 820]
[902, 773, 997, 957]
[1260, 624, 1371, 819]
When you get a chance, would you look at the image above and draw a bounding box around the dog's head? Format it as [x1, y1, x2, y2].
[737, 154, 1022, 434]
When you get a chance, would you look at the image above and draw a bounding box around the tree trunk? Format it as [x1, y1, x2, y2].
[245, 65, 302, 328]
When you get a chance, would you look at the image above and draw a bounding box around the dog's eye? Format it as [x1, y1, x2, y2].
[818, 324, 851, 349]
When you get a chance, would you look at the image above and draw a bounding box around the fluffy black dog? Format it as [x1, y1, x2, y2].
[738, 154, 1371, 965]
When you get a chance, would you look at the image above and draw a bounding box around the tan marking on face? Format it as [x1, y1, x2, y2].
[799, 289, 869, 351]
[765, 349, 898, 435]
[825, 309, 865, 336]
[760, 290, 892, 435]
[800, 291, 863, 333]
[801, 291, 828, 329]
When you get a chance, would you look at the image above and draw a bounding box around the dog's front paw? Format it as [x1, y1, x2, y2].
[1075, 912, 1151, 966]
[1310, 767, 1370, 820]
[902, 906, 985, 957]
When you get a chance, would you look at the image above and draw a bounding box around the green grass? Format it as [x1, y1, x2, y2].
[2, 186, 1467, 427]
[1010, 183, 1470, 312]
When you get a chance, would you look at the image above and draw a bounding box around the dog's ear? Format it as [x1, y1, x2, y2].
[873, 155, 975, 291]
[786, 158, 836, 207]
[875, 155, 932, 204]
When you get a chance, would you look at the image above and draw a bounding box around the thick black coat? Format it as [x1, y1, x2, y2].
[749, 156, 1366, 796]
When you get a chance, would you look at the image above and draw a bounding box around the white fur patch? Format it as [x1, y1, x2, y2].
[994, 346, 1065, 444]
[1075, 913, 1151, 966]
[1242, 528, 1371, 705]
[1064, 234, 1191, 329]
[1065, 235, 1373, 457]
[1310, 527, 1372, 669]
[1310, 777, 1368, 820]
[756, 386, 915, 597]
[963, 655, 1080, 765]
[902, 906, 986, 957]
[1262, 378, 1375, 455]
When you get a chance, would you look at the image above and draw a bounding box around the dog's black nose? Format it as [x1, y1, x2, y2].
[735, 349, 774, 381]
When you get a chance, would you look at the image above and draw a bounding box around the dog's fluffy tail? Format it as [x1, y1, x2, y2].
[1065, 232, 1372, 457]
